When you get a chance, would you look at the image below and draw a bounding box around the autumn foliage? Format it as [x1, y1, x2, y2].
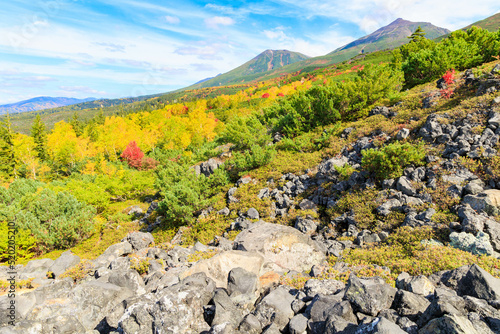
[121, 141, 144, 169]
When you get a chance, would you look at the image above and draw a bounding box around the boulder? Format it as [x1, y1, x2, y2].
[345, 274, 397, 316]
[108, 269, 146, 295]
[289, 313, 308, 334]
[295, 216, 318, 235]
[27, 281, 134, 331]
[48, 251, 80, 277]
[227, 267, 259, 297]
[123, 231, 154, 251]
[118, 273, 215, 334]
[179, 250, 264, 289]
[252, 286, 295, 331]
[449, 231, 495, 256]
[211, 289, 243, 328]
[396, 176, 417, 197]
[419, 314, 479, 334]
[233, 221, 326, 274]
[304, 279, 344, 299]
[463, 189, 500, 216]
[19, 258, 55, 280]
[93, 242, 133, 268]
[392, 290, 430, 321]
[457, 264, 500, 300]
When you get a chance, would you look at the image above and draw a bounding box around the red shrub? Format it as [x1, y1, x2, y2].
[261, 93, 270, 98]
[442, 69, 455, 85]
[121, 141, 144, 169]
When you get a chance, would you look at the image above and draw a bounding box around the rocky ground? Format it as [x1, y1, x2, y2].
[2, 65, 500, 334]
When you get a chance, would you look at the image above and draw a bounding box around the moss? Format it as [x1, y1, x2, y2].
[249, 150, 323, 181]
[329, 187, 380, 231]
[60, 260, 93, 282]
[187, 250, 219, 262]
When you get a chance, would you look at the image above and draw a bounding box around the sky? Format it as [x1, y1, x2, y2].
[0, 1, 499, 104]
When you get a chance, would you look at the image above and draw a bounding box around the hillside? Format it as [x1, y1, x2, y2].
[0, 96, 96, 114]
[463, 12, 500, 31]
[2, 24, 500, 333]
[187, 49, 310, 90]
[327, 18, 450, 63]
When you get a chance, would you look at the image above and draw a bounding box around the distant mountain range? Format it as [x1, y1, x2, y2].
[0, 96, 96, 114]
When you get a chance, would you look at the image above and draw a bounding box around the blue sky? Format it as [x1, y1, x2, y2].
[0, 0, 499, 104]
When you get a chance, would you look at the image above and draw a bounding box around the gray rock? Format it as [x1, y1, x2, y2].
[295, 216, 318, 235]
[396, 128, 410, 140]
[227, 267, 258, 297]
[304, 279, 344, 299]
[457, 264, 500, 300]
[345, 274, 397, 316]
[449, 231, 495, 256]
[396, 176, 416, 197]
[464, 182, 484, 195]
[463, 190, 500, 216]
[253, 286, 295, 331]
[417, 288, 467, 327]
[238, 314, 262, 334]
[118, 272, 215, 334]
[123, 231, 154, 251]
[355, 317, 407, 333]
[392, 290, 430, 321]
[108, 269, 146, 295]
[48, 251, 80, 277]
[247, 208, 260, 220]
[324, 314, 357, 334]
[257, 188, 270, 199]
[233, 221, 326, 274]
[376, 199, 402, 216]
[306, 294, 345, 333]
[299, 199, 317, 211]
[198, 158, 223, 177]
[416, 208, 435, 222]
[211, 289, 243, 328]
[396, 274, 435, 297]
[19, 258, 55, 280]
[289, 313, 308, 334]
[419, 314, 479, 334]
[218, 207, 230, 216]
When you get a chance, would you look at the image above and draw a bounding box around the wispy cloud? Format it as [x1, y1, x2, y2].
[93, 42, 126, 53]
[204, 16, 235, 29]
[165, 15, 180, 24]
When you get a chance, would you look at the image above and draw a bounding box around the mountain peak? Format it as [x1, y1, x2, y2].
[329, 18, 450, 57]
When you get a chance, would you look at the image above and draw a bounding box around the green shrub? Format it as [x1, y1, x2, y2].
[155, 161, 229, 226]
[263, 65, 402, 136]
[0, 222, 37, 262]
[230, 144, 276, 174]
[0, 179, 96, 252]
[334, 164, 356, 181]
[222, 115, 270, 150]
[398, 26, 500, 88]
[362, 141, 425, 180]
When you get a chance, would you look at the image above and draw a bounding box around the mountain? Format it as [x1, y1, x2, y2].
[0, 96, 96, 114]
[186, 19, 449, 91]
[327, 18, 450, 63]
[187, 49, 310, 89]
[462, 12, 500, 31]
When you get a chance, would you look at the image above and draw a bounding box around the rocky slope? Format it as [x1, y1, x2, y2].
[2, 65, 500, 334]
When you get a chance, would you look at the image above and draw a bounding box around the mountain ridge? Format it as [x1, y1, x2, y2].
[0, 96, 96, 114]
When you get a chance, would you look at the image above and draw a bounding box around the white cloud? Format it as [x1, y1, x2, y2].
[273, 0, 500, 32]
[59, 85, 107, 95]
[165, 15, 180, 24]
[204, 16, 235, 29]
